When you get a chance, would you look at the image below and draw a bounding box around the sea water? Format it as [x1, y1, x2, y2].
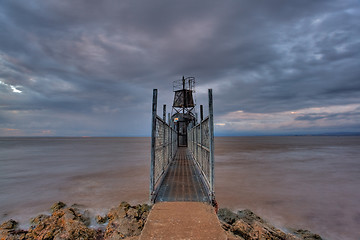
[0, 136, 359, 240]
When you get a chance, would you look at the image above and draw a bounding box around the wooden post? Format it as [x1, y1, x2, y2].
[208, 89, 215, 201]
[150, 89, 157, 203]
[200, 105, 204, 121]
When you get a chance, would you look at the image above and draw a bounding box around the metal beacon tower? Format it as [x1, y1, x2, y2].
[171, 76, 196, 147]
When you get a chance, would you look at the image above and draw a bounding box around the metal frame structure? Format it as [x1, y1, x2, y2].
[171, 76, 196, 120]
[150, 89, 178, 202]
[150, 87, 215, 204]
[171, 76, 196, 147]
[187, 89, 215, 202]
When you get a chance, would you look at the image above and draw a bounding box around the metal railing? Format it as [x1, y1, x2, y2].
[150, 89, 178, 202]
[187, 89, 215, 202]
[150, 88, 214, 203]
[188, 117, 210, 187]
[154, 116, 177, 185]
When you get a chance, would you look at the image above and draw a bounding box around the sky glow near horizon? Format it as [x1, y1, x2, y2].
[0, 0, 359, 136]
[215, 103, 360, 135]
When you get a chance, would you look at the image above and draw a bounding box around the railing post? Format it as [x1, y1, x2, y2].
[208, 89, 215, 201]
[168, 112, 172, 162]
[163, 104, 166, 170]
[199, 115, 202, 173]
[170, 126, 173, 161]
[163, 105, 166, 122]
[195, 125, 198, 162]
[199, 104, 203, 171]
[150, 89, 157, 202]
[193, 127, 195, 156]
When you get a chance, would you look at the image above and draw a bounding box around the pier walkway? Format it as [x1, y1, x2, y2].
[143, 86, 224, 239]
[149, 88, 215, 204]
[155, 147, 209, 202]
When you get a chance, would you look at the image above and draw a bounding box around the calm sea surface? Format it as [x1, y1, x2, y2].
[0, 136, 359, 240]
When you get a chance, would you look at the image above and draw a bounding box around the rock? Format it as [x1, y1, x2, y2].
[30, 214, 50, 226]
[80, 210, 91, 226]
[218, 208, 303, 240]
[68, 204, 91, 226]
[135, 203, 151, 215]
[50, 201, 66, 212]
[0, 230, 28, 240]
[71, 203, 86, 209]
[119, 201, 131, 210]
[0, 201, 151, 240]
[218, 208, 239, 224]
[26, 203, 97, 240]
[1, 202, 322, 240]
[294, 229, 323, 240]
[237, 209, 263, 223]
[107, 205, 127, 220]
[104, 202, 151, 239]
[96, 214, 108, 224]
[231, 218, 299, 240]
[0, 219, 18, 229]
[224, 230, 245, 240]
[0, 219, 28, 240]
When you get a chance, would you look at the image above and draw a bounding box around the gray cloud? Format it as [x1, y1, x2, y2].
[295, 111, 360, 121]
[0, 0, 359, 136]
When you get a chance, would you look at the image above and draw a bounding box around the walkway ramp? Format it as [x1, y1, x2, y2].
[155, 147, 209, 202]
[139, 202, 227, 240]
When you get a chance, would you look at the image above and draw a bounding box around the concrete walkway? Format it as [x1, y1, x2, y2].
[139, 202, 227, 240]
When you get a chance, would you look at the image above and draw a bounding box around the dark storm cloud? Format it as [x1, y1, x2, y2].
[213, 1, 360, 114]
[0, 0, 359, 136]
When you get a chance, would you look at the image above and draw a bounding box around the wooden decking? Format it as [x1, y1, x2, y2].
[155, 147, 209, 202]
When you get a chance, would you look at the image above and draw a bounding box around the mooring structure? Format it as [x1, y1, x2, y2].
[150, 76, 215, 204]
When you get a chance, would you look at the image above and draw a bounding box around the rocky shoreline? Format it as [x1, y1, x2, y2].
[0, 201, 323, 240]
[218, 208, 322, 240]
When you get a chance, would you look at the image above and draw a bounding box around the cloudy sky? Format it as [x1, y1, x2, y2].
[0, 0, 359, 136]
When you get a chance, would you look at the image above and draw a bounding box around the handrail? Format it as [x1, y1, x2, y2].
[187, 89, 215, 202]
[150, 90, 178, 203]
